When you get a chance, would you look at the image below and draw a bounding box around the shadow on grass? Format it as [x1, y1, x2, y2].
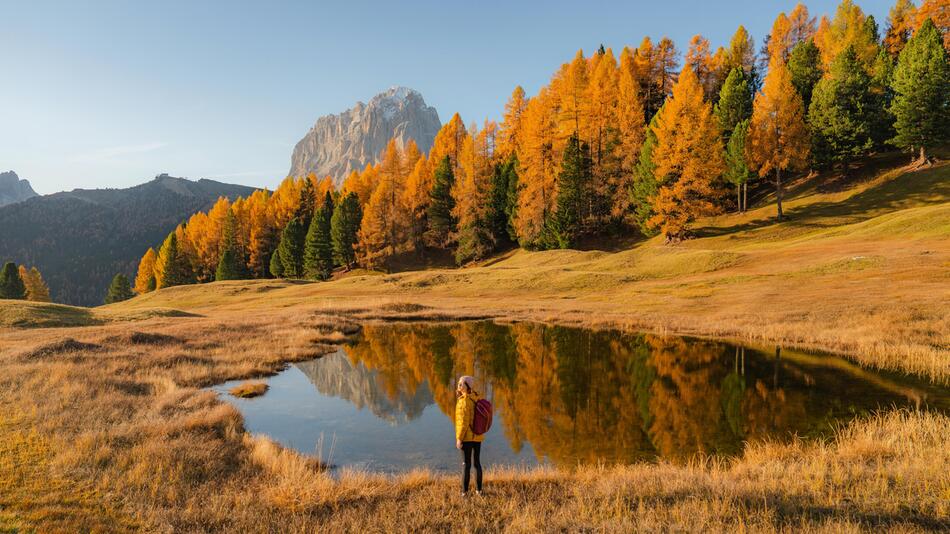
[696, 158, 949, 240]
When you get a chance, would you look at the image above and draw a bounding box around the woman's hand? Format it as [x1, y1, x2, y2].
[456, 439, 462, 450]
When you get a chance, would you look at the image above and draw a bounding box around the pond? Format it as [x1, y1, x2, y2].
[212, 321, 949, 473]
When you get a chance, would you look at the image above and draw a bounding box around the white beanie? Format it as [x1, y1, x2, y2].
[458, 375, 476, 392]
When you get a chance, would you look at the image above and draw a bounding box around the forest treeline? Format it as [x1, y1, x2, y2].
[0, 262, 51, 301]
[134, 0, 949, 293]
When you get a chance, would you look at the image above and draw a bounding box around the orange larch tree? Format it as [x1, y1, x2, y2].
[515, 87, 559, 246]
[614, 47, 646, 218]
[885, 0, 918, 57]
[814, 0, 879, 68]
[555, 50, 591, 142]
[648, 65, 725, 241]
[686, 35, 719, 99]
[586, 47, 620, 221]
[453, 122, 497, 263]
[134, 247, 158, 293]
[788, 3, 818, 45]
[746, 56, 810, 221]
[246, 189, 277, 277]
[429, 113, 468, 177]
[725, 25, 757, 78]
[402, 156, 432, 252]
[498, 86, 527, 158]
[915, 0, 950, 53]
[767, 12, 795, 63]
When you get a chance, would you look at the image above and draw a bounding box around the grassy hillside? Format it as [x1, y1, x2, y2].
[107, 154, 950, 382]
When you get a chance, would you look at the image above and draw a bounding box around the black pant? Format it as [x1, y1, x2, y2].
[461, 441, 482, 492]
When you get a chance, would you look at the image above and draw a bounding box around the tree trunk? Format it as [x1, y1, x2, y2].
[743, 182, 748, 213]
[737, 184, 742, 214]
[775, 168, 784, 221]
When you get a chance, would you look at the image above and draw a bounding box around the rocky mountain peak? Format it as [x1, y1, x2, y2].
[288, 87, 441, 186]
[0, 171, 38, 207]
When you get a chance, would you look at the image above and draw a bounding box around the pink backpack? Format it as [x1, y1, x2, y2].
[471, 398, 493, 435]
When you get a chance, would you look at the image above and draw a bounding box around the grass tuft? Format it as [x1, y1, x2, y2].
[229, 381, 269, 398]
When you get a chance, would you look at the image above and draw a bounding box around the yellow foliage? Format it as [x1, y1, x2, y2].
[725, 25, 756, 76]
[555, 49, 590, 141]
[498, 86, 527, 157]
[615, 47, 646, 217]
[402, 156, 432, 251]
[515, 87, 559, 245]
[814, 0, 879, 68]
[134, 248, 158, 294]
[788, 2, 817, 45]
[246, 189, 275, 277]
[746, 57, 810, 179]
[685, 35, 717, 97]
[767, 12, 794, 62]
[648, 66, 724, 240]
[915, 0, 950, 53]
[17, 265, 51, 302]
[428, 113, 468, 177]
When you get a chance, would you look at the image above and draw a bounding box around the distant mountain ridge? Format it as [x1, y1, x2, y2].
[0, 171, 38, 207]
[289, 86, 441, 185]
[0, 174, 256, 305]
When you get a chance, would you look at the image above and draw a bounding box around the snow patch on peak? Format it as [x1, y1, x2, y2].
[384, 86, 414, 101]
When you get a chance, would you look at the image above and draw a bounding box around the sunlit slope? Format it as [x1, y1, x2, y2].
[112, 158, 948, 309]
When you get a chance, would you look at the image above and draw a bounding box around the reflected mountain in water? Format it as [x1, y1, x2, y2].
[295, 351, 433, 424]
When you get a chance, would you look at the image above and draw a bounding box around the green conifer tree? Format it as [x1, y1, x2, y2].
[268, 249, 285, 278]
[547, 134, 591, 249]
[788, 39, 823, 110]
[629, 116, 660, 236]
[426, 156, 457, 247]
[0, 262, 26, 300]
[275, 217, 306, 278]
[215, 211, 247, 281]
[715, 67, 753, 136]
[104, 274, 134, 304]
[724, 119, 754, 212]
[504, 154, 520, 242]
[331, 192, 362, 270]
[808, 46, 879, 172]
[296, 176, 315, 228]
[889, 19, 950, 162]
[156, 232, 192, 288]
[870, 47, 896, 149]
[455, 216, 494, 265]
[304, 192, 335, 280]
[487, 157, 514, 246]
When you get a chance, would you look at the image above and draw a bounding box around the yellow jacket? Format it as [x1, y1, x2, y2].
[455, 392, 485, 443]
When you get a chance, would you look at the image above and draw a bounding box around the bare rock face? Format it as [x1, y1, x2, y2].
[288, 87, 441, 185]
[0, 171, 38, 207]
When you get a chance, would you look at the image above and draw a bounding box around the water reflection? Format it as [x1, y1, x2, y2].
[217, 321, 946, 471]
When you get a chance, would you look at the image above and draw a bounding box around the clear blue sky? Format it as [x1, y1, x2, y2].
[1, 0, 891, 194]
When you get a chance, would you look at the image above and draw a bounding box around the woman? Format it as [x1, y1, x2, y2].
[455, 375, 485, 495]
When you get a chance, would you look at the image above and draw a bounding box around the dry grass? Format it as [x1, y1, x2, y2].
[229, 381, 269, 398]
[0, 307, 948, 532]
[0, 153, 947, 531]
